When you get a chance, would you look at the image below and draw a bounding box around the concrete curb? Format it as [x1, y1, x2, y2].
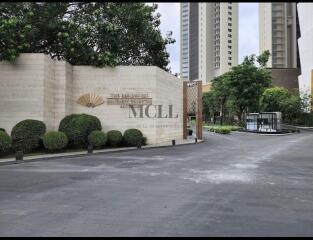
[235, 131, 299, 136]
[0, 139, 204, 166]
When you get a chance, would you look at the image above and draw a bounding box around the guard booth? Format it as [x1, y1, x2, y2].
[246, 112, 282, 133]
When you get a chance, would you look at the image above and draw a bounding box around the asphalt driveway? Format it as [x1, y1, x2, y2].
[0, 131, 313, 237]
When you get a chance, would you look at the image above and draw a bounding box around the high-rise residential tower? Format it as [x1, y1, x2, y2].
[259, 3, 299, 68]
[180, 2, 238, 85]
[297, 3, 313, 111]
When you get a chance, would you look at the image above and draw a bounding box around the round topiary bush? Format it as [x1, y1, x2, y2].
[107, 130, 123, 147]
[88, 130, 107, 148]
[123, 129, 144, 147]
[59, 114, 102, 147]
[58, 114, 81, 132]
[11, 119, 46, 152]
[42, 131, 68, 152]
[0, 131, 11, 156]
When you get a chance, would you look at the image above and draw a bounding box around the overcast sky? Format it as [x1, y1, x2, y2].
[152, 3, 259, 74]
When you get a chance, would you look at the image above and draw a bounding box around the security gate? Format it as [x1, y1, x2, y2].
[183, 80, 203, 140]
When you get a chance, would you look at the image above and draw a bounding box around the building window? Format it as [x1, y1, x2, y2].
[228, 12, 232, 15]
[228, 28, 232, 32]
[228, 6, 232, 10]
[228, 23, 232, 26]
[228, 51, 232, 54]
[228, 46, 232, 49]
[228, 62, 232, 66]
[228, 34, 232, 38]
[228, 57, 232, 60]
[228, 17, 232, 21]
[228, 40, 232, 43]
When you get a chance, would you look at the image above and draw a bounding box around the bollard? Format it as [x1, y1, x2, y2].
[87, 144, 93, 154]
[137, 143, 142, 149]
[195, 138, 198, 143]
[172, 139, 176, 146]
[15, 150, 23, 164]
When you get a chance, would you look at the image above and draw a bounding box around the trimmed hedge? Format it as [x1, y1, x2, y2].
[205, 125, 242, 134]
[228, 125, 243, 131]
[58, 114, 81, 132]
[107, 130, 123, 147]
[0, 131, 11, 155]
[88, 130, 107, 147]
[123, 129, 143, 147]
[11, 119, 46, 152]
[59, 114, 102, 147]
[43, 131, 68, 152]
[206, 125, 231, 134]
[214, 127, 231, 134]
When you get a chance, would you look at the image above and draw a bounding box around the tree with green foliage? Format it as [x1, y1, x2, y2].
[225, 52, 272, 122]
[203, 91, 219, 124]
[0, 2, 175, 71]
[282, 95, 303, 123]
[205, 51, 272, 124]
[260, 86, 291, 112]
[256, 50, 270, 68]
[211, 72, 233, 124]
[260, 86, 311, 124]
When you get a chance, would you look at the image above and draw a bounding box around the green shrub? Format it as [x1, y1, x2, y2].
[59, 114, 102, 147]
[42, 131, 68, 152]
[227, 125, 243, 131]
[11, 119, 46, 152]
[0, 128, 5, 132]
[58, 114, 81, 132]
[107, 130, 123, 147]
[205, 125, 242, 133]
[214, 126, 231, 134]
[206, 126, 217, 132]
[0, 131, 11, 156]
[188, 128, 193, 136]
[123, 129, 144, 147]
[88, 130, 107, 147]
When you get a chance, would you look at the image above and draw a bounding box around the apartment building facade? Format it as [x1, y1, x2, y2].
[297, 3, 313, 111]
[259, 2, 298, 68]
[180, 2, 238, 84]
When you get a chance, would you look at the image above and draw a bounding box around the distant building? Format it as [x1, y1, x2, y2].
[259, 2, 299, 68]
[268, 68, 300, 93]
[180, 2, 238, 85]
[297, 3, 313, 112]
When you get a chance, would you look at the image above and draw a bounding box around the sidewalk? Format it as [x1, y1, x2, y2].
[0, 136, 203, 165]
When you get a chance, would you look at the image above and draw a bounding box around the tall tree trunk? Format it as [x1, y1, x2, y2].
[220, 104, 224, 125]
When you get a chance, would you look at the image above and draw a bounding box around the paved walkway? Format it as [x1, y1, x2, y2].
[0, 131, 313, 236]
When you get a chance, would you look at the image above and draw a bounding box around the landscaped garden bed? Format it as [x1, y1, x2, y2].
[0, 114, 146, 159]
[204, 125, 243, 134]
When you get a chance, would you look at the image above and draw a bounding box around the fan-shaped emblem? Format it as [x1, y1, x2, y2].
[77, 93, 104, 108]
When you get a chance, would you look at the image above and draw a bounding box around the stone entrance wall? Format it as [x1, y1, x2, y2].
[0, 53, 183, 144]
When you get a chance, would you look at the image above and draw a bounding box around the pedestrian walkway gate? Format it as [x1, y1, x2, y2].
[183, 80, 203, 140]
